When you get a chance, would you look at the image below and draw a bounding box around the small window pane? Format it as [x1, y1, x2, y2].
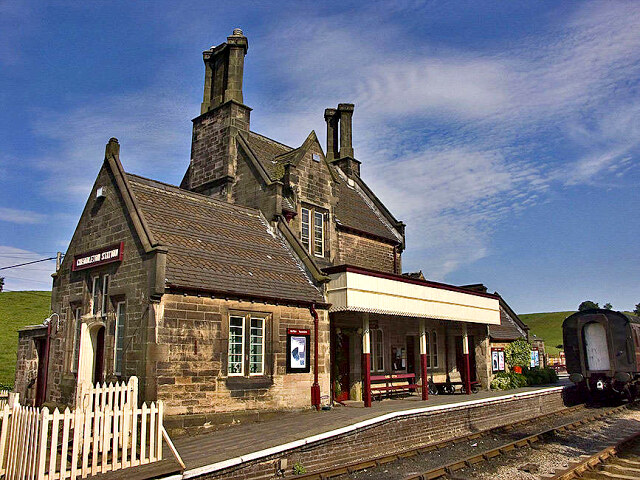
[301, 208, 310, 251]
[228, 316, 244, 375]
[92, 277, 100, 315]
[431, 331, 438, 368]
[313, 212, 324, 256]
[72, 307, 82, 373]
[376, 330, 384, 371]
[101, 275, 109, 316]
[249, 318, 264, 374]
[115, 302, 125, 374]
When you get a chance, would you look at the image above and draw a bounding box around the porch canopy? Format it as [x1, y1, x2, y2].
[324, 265, 500, 325]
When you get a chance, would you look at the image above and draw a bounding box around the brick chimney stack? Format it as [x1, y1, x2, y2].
[201, 28, 249, 114]
[325, 103, 360, 177]
[324, 108, 339, 161]
[185, 29, 251, 199]
[338, 103, 354, 158]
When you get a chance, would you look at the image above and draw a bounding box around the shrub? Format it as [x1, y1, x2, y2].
[505, 339, 531, 369]
[524, 367, 559, 385]
[490, 371, 529, 390]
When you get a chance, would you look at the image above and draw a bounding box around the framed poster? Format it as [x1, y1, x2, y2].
[492, 350, 500, 372]
[498, 350, 505, 371]
[391, 346, 406, 371]
[286, 328, 311, 373]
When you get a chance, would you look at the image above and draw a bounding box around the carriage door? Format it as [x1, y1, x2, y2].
[584, 322, 610, 371]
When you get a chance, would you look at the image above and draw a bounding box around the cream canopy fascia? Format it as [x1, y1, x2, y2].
[325, 266, 500, 325]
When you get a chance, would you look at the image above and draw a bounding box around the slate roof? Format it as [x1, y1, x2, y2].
[242, 131, 292, 179]
[126, 173, 324, 304]
[489, 306, 528, 341]
[240, 130, 401, 243]
[333, 178, 401, 243]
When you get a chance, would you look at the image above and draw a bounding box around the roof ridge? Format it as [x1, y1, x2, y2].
[126, 172, 261, 215]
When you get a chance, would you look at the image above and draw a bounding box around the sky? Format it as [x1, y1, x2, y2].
[0, 1, 638, 313]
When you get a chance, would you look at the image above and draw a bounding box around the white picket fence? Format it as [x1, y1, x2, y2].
[0, 390, 19, 410]
[0, 377, 177, 480]
[76, 377, 138, 412]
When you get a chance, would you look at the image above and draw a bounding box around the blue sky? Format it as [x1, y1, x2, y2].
[1, 1, 638, 313]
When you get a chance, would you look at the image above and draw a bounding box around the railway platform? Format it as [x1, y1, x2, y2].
[135, 381, 572, 480]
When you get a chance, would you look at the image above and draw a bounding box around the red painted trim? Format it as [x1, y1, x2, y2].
[463, 353, 472, 395]
[72, 241, 124, 271]
[288, 328, 310, 335]
[420, 353, 428, 401]
[322, 265, 500, 300]
[363, 352, 372, 408]
[310, 305, 321, 411]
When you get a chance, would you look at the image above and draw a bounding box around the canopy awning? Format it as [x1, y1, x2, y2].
[324, 266, 500, 325]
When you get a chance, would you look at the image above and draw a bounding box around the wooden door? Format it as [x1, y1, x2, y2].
[332, 333, 350, 402]
[93, 326, 105, 384]
[34, 338, 47, 407]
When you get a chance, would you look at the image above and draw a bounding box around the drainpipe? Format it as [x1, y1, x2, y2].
[39, 320, 53, 406]
[310, 304, 321, 410]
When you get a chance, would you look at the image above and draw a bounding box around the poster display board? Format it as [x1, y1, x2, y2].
[491, 347, 506, 372]
[286, 328, 311, 373]
[530, 348, 540, 368]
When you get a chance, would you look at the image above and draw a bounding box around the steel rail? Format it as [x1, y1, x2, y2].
[293, 403, 633, 480]
[551, 422, 640, 479]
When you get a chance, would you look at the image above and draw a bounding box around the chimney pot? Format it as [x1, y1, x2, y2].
[105, 137, 120, 159]
[338, 103, 354, 159]
[324, 108, 339, 161]
[232, 28, 243, 36]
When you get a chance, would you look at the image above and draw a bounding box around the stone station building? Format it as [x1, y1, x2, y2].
[15, 29, 507, 422]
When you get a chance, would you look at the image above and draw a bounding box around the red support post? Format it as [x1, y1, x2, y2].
[363, 352, 372, 407]
[310, 305, 321, 410]
[420, 353, 428, 400]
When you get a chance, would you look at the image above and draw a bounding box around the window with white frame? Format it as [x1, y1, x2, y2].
[300, 206, 326, 257]
[369, 328, 384, 372]
[228, 314, 266, 376]
[71, 306, 82, 373]
[301, 208, 311, 252]
[313, 211, 324, 256]
[114, 301, 125, 375]
[91, 274, 109, 317]
[426, 330, 438, 368]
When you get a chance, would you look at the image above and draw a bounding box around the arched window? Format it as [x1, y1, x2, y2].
[369, 329, 384, 372]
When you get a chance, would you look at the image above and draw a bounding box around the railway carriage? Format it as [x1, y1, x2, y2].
[563, 309, 640, 398]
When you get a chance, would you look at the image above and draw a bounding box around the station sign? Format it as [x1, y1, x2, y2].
[72, 242, 124, 271]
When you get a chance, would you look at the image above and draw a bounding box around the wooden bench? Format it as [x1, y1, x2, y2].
[370, 373, 418, 400]
[430, 372, 480, 394]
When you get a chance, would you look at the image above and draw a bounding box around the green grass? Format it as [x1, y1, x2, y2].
[0, 291, 51, 387]
[519, 311, 576, 356]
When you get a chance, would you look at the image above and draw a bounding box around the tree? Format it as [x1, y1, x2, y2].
[635, 303, 640, 316]
[505, 339, 531, 369]
[603, 302, 613, 310]
[0, 277, 4, 293]
[578, 300, 599, 311]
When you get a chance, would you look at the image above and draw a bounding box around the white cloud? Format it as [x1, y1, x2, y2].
[0, 246, 55, 291]
[0, 207, 46, 224]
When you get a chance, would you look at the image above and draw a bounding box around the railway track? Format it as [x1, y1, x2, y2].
[294, 402, 636, 480]
[552, 429, 640, 479]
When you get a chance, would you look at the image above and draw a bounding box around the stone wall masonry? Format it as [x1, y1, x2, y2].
[336, 230, 397, 273]
[157, 295, 331, 418]
[189, 102, 250, 197]
[192, 387, 569, 480]
[13, 327, 46, 406]
[43, 164, 155, 407]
